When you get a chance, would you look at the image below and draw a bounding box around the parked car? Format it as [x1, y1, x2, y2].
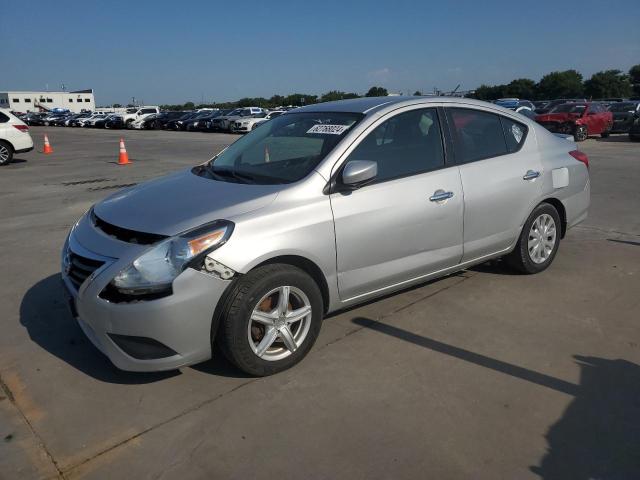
[50, 114, 74, 126]
[94, 114, 121, 129]
[67, 113, 93, 127]
[211, 107, 265, 132]
[535, 102, 612, 141]
[105, 115, 126, 129]
[533, 100, 550, 112]
[535, 99, 586, 114]
[230, 110, 286, 133]
[164, 112, 199, 130]
[0, 108, 34, 165]
[183, 111, 222, 131]
[122, 106, 160, 127]
[61, 97, 590, 376]
[139, 111, 188, 130]
[82, 114, 108, 128]
[201, 109, 234, 132]
[608, 101, 640, 133]
[23, 112, 48, 126]
[629, 114, 640, 141]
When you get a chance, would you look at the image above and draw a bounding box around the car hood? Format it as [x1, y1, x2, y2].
[94, 168, 279, 236]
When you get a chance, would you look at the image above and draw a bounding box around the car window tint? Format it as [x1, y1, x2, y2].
[447, 108, 508, 163]
[347, 108, 444, 182]
[0, 112, 9, 123]
[500, 117, 528, 153]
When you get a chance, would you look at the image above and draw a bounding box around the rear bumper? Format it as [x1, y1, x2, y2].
[61, 216, 233, 372]
[16, 145, 34, 154]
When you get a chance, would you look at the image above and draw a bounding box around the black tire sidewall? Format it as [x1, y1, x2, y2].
[219, 265, 323, 376]
[512, 203, 561, 274]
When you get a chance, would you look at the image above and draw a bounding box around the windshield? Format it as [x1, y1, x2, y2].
[551, 104, 586, 114]
[201, 111, 363, 184]
[609, 102, 637, 112]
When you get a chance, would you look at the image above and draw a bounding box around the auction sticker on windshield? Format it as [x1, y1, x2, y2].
[307, 124, 351, 135]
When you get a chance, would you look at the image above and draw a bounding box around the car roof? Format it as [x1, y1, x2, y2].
[294, 96, 507, 115]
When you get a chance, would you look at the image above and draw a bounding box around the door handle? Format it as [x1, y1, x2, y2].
[523, 170, 541, 180]
[429, 190, 454, 202]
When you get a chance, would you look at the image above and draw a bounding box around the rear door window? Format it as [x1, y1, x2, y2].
[446, 108, 508, 163]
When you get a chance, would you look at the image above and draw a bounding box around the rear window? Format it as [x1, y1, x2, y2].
[500, 117, 528, 153]
[447, 108, 508, 163]
[0, 112, 9, 123]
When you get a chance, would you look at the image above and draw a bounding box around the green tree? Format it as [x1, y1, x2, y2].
[183, 101, 195, 110]
[413, 90, 422, 96]
[319, 91, 359, 103]
[537, 70, 584, 99]
[472, 84, 507, 101]
[584, 70, 632, 99]
[628, 64, 640, 97]
[504, 78, 537, 99]
[365, 86, 388, 97]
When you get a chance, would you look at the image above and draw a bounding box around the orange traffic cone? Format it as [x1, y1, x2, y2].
[117, 138, 130, 165]
[43, 134, 53, 154]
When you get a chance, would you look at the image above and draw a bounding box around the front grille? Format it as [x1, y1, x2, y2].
[67, 252, 104, 290]
[91, 209, 167, 245]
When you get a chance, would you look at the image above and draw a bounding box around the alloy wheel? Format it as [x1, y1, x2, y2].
[528, 213, 557, 264]
[0, 144, 10, 164]
[247, 286, 312, 361]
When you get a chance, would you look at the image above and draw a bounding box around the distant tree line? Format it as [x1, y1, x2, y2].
[470, 65, 640, 101]
[159, 86, 388, 111]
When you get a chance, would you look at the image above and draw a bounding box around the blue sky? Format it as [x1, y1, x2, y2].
[2, 0, 639, 105]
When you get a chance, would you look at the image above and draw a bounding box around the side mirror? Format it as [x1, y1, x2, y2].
[342, 160, 377, 187]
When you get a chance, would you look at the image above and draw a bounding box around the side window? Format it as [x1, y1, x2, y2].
[447, 108, 508, 163]
[0, 112, 9, 123]
[346, 108, 444, 182]
[500, 117, 528, 153]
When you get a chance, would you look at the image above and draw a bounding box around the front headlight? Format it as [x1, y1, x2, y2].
[111, 220, 233, 295]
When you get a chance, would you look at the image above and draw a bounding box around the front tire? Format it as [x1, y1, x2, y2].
[0, 141, 14, 166]
[574, 125, 588, 142]
[506, 203, 561, 274]
[217, 264, 323, 376]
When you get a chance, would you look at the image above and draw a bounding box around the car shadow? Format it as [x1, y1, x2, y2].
[468, 258, 522, 276]
[20, 274, 178, 384]
[351, 317, 640, 479]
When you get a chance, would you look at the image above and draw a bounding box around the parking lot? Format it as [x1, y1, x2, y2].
[1, 127, 638, 479]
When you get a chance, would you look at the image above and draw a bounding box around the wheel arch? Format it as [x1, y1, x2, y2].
[253, 255, 331, 314]
[539, 197, 567, 238]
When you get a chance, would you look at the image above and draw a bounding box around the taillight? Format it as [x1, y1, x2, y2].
[569, 150, 589, 169]
[13, 124, 29, 133]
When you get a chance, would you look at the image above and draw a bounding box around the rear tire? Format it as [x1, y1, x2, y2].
[216, 264, 323, 376]
[506, 203, 561, 274]
[0, 141, 14, 166]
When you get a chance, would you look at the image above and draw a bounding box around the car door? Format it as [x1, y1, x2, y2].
[330, 107, 463, 301]
[445, 107, 543, 261]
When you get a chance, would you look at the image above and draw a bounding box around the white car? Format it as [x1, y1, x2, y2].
[0, 108, 34, 166]
[81, 114, 108, 127]
[122, 106, 160, 126]
[230, 110, 286, 133]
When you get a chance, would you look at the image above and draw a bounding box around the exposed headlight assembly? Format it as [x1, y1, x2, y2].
[110, 220, 234, 296]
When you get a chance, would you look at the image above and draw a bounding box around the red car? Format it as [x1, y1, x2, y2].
[535, 102, 613, 141]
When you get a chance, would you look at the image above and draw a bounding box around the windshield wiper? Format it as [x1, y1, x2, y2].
[207, 166, 256, 184]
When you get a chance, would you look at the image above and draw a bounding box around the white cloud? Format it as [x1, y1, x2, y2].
[367, 67, 391, 83]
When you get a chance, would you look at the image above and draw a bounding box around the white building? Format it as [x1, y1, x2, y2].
[0, 89, 96, 113]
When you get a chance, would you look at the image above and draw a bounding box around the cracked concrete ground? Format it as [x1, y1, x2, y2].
[0, 128, 638, 479]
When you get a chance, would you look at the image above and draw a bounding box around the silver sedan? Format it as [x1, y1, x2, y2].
[61, 96, 590, 376]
